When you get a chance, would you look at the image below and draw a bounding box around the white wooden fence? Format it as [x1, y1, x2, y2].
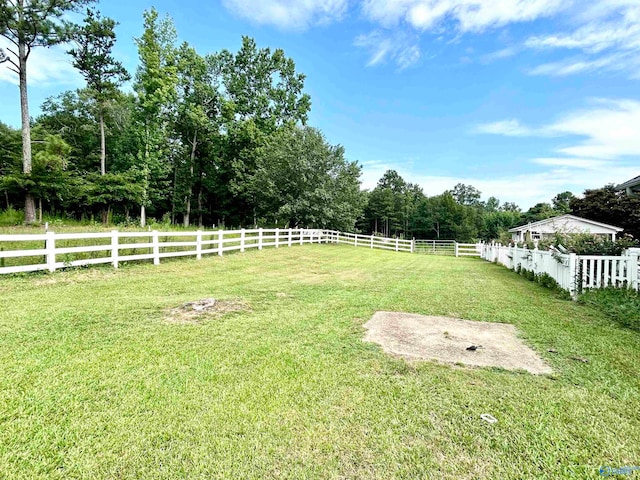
[0, 228, 419, 275]
[481, 243, 639, 296]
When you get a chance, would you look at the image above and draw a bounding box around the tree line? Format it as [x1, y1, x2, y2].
[1, 1, 638, 242]
[1, 1, 361, 229]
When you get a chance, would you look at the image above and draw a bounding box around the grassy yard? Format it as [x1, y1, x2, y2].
[1, 245, 638, 479]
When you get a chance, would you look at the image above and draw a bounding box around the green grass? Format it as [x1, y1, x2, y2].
[1, 245, 638, 479]
[579, 287, 640, 332]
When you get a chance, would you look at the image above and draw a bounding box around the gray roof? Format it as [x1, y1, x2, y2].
[508, 214, 623, 233]
[616, 175, 640, 191]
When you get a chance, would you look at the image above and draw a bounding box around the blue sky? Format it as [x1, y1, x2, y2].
[1, 0, 639, 209]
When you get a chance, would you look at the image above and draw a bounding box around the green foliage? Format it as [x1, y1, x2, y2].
[579, 287, 640, 331]
[522, 202, 556, 223]
[68, 9, 130, 104]
[515, 265, 571, 299]
[570, 184, 640, 240]
[218, 36, 311, 131]
[552, 191, 575, 214]
[0, 206, 24, 226]
[450, 183, 481, 207]
[251, 126, 363, 230]
[363, 170, 425, 238]
[539, 232, 639, 255]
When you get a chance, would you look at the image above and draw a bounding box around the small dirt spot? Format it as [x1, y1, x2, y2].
[164, 298, 248, 324]
[363, 311, 552, 375]
[275, 292, 294, 298]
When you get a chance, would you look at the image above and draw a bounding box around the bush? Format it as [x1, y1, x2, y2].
[515, 264, 571, 299]
[578, 287, 640, 331]
[544, 233, 638, 256]
[0, 206, 24, 226]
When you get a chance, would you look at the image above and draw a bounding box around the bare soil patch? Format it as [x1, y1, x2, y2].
[164, 298, 248, 324]
[364, 311, 552, 374]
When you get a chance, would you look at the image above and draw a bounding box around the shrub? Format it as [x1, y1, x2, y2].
[0, 206, 24, 226]
[548, 233, 638, 256]
[578, 287, 640, 332]
[514, 265, 571, 299]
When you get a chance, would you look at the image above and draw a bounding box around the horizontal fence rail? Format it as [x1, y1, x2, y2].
[480, 243, 639, 296]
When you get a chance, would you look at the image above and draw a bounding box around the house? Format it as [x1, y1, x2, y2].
[508, 214, 623, 243]
[616, 175, 640, 196]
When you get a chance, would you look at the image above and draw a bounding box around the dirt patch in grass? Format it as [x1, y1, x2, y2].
[364, 311, 552, 375]
[164, 298, 249, 324]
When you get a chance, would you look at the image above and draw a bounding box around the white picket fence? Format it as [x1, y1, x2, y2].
[0, 228, 419, 275]
[481, 243, 639, 296]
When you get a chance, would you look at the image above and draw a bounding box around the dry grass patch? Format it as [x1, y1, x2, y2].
[163, 297, 249, 324]
[364, 311, 553, 374]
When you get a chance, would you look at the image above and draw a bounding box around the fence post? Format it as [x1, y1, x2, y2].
[240, 229, 245, 253]
[275, 228, 280, 248]
[628, 253, 638, 290]
[152, 230, 160, 265]
[455, 242, 459, 257]
[354, 235, 358, 248]
[288, 228, 292, 247]
[196, 230, 202, 260]
[46, 231, 56, 272]
[218, 230, 224, 256]
[300, 229, 304, 246]
[111, 230, 119, 269]
[258, 228, 263, 250]
[568, 253, 577, 298]
[411, 237, 415, 254]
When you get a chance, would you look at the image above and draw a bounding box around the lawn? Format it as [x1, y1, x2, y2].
[0, 245, 638, 479]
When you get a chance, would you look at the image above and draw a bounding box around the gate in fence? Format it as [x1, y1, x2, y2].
[414, 240, 455, 255]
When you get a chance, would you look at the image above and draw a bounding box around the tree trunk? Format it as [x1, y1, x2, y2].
[141, 205, 146, 228]
[184, 197, 191, 227]
[197, 185, 203, 227]
[38, 198, 42, 223]
[184, 131, 197, 228]
[99, 109, 106, 175]
[18, 34, 35, 223]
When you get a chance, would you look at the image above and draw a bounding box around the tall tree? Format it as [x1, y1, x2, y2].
[570, 185, 640, 239]
[0, 0, 93, 222]
[174, 43, 220, 227]
[450, 183, 482, 207]
[68, 8, 130, 175]
[216, 36, 312, 225]
[133, 8, 178, 226]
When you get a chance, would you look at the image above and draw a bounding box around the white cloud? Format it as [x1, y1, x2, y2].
[465, 98, 640, 206]
[474, 119, 534, 136]
[531, 158, 610, 169]
[354, 31, 421, 69]
[524, 4, 640, 77]
[480, 46, 518, 62]
[0, 39, 81, 87]
[525, 5, 640, 53]
[549, 99, 640, 159]
[478, 98, 640, 160]
[361, 0, 567, 32]
[527, 54, 627, 77]
[221, 0, 348, 30]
